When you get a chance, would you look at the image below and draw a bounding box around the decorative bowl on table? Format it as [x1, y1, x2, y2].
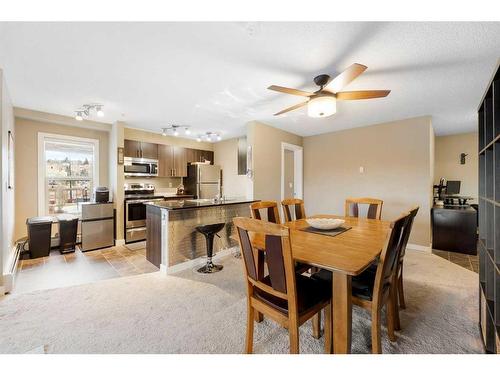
[306, 218, 345, 230]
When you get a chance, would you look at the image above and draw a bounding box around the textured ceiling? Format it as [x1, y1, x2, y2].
[0, 22, 499, 139]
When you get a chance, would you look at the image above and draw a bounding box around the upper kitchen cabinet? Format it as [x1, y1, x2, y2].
[141, 142, 159, 159]
[124, 139, 158, 159]
[173, 146, 188, 177]
[124, 140, 141, 158]
[158, 145, 188, 177]
[158, 144, 174, 177]
[187, 149, 214, 164]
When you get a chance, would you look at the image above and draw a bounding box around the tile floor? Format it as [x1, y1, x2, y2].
[13, 242, 159, 294]
[432, 249, 478, 273]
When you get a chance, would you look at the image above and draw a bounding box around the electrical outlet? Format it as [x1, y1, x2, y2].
[169, 182, 173, 188]
[359, 166, 364, 173]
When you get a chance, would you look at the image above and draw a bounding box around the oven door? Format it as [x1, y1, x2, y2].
[126, 200, 147, 228]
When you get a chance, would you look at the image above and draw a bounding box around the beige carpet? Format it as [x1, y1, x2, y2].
[0, 250, 483, 354]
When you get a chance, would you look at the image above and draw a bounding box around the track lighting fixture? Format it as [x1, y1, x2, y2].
[161, 125, 190, 137]
[74, 104, 104, 121]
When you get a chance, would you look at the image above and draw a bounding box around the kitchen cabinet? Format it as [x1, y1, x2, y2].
[173, 146, 187, 177]
[141, 142, 158, 159]
[201, 150, 214, 164]
[158, 145, 188, 177]
[124, 140, 141, 158]
[158, 144, 174, 177]
[124, 140, 158, 159]
[187, 149, 214, 164]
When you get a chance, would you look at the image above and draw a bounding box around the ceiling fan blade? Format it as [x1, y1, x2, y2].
[274, 101, 308, 116]
[324, 63, 367, 93]
[268, 85, 314, 97]
[336, 90, 391, 100]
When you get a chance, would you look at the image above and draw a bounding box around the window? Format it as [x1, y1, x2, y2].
[38, 133, 99, 216]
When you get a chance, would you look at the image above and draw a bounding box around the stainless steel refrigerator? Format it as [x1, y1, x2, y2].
[185, 164, 221, 199]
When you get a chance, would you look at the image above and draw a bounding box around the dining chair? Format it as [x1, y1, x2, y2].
[233, 217, 332, 354]
[312, 212, 410, 353]
[345, 197, 383, 220]
[281, 198, 306, 223]
[250, 201, 281, 224]
[394, 206, 419, 330]
[281, 197, 322, 338]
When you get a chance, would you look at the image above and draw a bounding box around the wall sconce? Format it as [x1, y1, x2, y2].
[460, 153, 468, 165]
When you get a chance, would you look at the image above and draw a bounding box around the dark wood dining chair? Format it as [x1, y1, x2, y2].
[345, 197, 383, 220]
[233, 217, 332, 354]
[250, 201, 281, 224]
[394, 206, 419, 330]
[281, 197, 321, 337]
[313, 212, 410, 353]
[281, 198, 306, 223]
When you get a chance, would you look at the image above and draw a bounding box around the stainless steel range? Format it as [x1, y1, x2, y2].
[124, 183, 164, 243]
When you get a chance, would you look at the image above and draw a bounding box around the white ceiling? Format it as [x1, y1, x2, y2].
[0, 22, 499, 139]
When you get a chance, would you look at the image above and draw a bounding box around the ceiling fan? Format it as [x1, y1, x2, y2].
[268, 63, 390, 118]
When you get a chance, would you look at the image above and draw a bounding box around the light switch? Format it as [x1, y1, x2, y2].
[359, 166, 364, 173]
[289, 182, 293, 188]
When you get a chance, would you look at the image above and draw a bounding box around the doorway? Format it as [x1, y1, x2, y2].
[281, 143, 303, 202]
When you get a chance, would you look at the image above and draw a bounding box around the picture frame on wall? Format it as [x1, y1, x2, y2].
[117, 146, 124, 165]
[7, 130, 14, 189]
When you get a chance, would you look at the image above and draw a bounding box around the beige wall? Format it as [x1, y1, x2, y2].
[247, 121, 303, 203]
[303, 116, 434, 247]
[0, 70, 15, 288]
[14, 117, 110, 239]
[434, 132, 478, 200]
[214, 138, 249, 199]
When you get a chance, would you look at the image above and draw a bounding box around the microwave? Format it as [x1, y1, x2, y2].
[124, 157, 159, 177]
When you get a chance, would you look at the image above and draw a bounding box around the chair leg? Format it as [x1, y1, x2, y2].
[386, 288, 397, 342]
[289, 318, 300, 354]
[371, 307, 382, 354]
[255, 310, 264, 322]
[394, 292, 401, 331]
[245, 302, 255, 354]
[312, 310, 321, 339]
[398, 273, 406, 310]
[324, 304, 332, 354]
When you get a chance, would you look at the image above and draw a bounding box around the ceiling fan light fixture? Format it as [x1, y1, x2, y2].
[307, 96, 336, 118]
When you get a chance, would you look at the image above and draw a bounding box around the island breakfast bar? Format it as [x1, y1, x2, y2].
[145, 199, 257, 273]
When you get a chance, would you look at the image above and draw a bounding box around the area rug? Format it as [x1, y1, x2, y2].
[0, 250, 483, 354]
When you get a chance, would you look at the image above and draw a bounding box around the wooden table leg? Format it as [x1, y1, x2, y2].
[254, 249, 264, 322]
[332, 272, 352, 354]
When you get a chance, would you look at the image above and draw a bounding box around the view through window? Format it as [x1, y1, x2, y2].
[41, 135, 98, 215]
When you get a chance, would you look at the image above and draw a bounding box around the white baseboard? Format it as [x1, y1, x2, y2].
[407, 243, 432, 253]
[3, 244, 21, 293]
[115, 239, 125, 246]
[159, 247, 237, 275]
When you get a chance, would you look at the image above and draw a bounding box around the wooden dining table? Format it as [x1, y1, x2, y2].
[241, 214, 391, 354]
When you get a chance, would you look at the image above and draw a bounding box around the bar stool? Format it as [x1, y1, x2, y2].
[196, 222, 225, 273]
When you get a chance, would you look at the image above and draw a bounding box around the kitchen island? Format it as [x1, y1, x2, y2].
[145, 199, 257, 272]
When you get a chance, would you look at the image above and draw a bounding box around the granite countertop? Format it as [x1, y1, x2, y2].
[124, 194, 193, 200]
[146, 199, 257, 210]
